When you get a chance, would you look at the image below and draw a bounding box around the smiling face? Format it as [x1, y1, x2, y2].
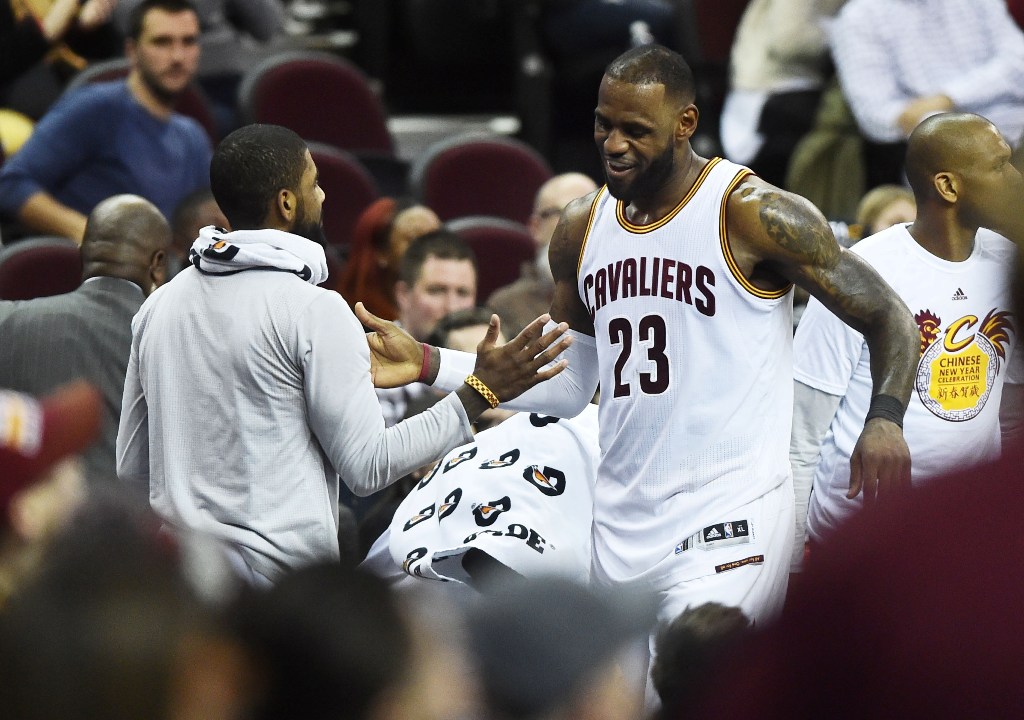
[594, 77, 686, 204]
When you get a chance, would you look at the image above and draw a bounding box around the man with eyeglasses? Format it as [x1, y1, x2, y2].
[488, 172, 598, 337]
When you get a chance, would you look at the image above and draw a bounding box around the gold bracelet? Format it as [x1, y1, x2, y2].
[465, 374, 500, 409]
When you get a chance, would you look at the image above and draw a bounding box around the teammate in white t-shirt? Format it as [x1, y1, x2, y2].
[360, 45, 919, 629]
[792, 113, 1024, 565]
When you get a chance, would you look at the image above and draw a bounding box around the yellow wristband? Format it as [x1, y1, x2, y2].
[465, 374, 500, 409]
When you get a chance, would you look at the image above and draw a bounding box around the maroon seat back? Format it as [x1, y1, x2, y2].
[448, 215, 536, 303]
[308, 143, 380, 255]
[410, 134, 552, 226]
[239, 51, 394, 155]
[0, 238, 82, 300]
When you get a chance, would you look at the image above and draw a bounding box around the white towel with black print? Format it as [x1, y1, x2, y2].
[367, 405, 600, 588]
[188, 226, 329, 286]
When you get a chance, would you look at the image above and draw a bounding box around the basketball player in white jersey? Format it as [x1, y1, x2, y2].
[358, 45, 918, 630]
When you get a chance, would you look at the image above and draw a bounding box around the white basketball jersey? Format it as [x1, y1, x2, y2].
[577, 157, 794, 582]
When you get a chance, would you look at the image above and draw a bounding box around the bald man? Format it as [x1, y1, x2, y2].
[791, 112, 1024, 569]
[487, 172, 598, 337]
[0, 195, 170, 484]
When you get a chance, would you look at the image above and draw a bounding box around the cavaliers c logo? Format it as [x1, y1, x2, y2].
[523, 465, 567, 497]
[472, 496, 511, 526]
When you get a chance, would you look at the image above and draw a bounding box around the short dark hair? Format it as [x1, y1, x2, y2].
[425, 306, 496, 349]
[652, 602, 751, 719]
[398, 228, 477, 286]
[128, 0, 198, 40]
[605, 44, 696, 105]
[210, 124, 308, 230]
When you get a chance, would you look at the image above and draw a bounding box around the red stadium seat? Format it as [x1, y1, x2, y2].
[410, 133, 552, 226]
[0, 237, 82, 300]
[307, 143, 380, 255]
[447, 215, 536, 303]
[238, 51, 394, 156]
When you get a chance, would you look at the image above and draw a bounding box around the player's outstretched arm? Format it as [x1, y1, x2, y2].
[729, 178, 918, 503]
[357, 304, 569, 390]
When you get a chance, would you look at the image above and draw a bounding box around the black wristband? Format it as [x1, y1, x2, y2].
[865, 394, 905, 429]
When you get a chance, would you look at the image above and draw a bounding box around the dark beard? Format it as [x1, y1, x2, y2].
[138, 66, 182, 106]
[604, 142, 676, 203]
[294, 217, 328, 249]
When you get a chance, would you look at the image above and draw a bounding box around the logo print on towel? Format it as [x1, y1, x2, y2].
[523, 465, 567, 497]
[444, 447, 478, 473]
[438, 488, 462, 521]
[417, 460, 442, 490]
[472, 496, 511, 526]
[403, 503, 435, 531]
[203, 239, 239, 260]
[480, 448, 520, 469]
[402, 547, 428, 577]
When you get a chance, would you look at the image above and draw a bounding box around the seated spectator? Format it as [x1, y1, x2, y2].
[488, 172, 597, 338]
[0, 194, 171, 486]
[849, 183, 915, 242]
[720, 0, 847, 187]
[115, 0, 287, 137]
[169, 186, 228, 277]
[336, 196, 441, 320]
[376, 229, 477, 427]
[0, 0, 212, 243]
[829, 0, 1024, 185]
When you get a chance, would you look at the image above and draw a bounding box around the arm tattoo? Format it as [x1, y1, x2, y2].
[757, 191, 839, 269]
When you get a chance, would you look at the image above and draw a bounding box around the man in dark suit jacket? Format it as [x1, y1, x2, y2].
[0, 194, 169, 484]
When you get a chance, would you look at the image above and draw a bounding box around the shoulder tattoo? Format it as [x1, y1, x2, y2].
[757, 191, 838, 268]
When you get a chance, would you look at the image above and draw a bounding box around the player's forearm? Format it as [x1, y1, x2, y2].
[862, 292, 918, 408]
[433, 330, 598, 417]
[18, 192, 87, 244]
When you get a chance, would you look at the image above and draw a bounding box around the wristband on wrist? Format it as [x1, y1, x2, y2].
[865, 394, 905, 429]
[465, 374, 500, 409]
[417, 343, 431, 383]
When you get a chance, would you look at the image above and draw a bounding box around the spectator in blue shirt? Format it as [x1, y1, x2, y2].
[0, 0, 211, 244]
